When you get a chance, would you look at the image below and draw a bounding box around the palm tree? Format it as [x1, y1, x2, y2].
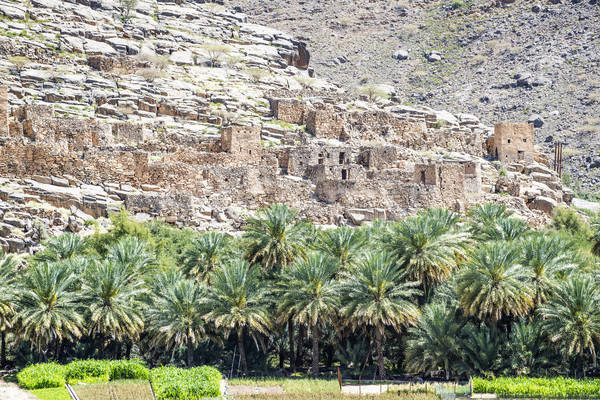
[383, 208, 467, 298]
[206, 261, 270, 375]
[314, 227, 367, 270]
[147, 273, 207, 367]
[34, 233, 89, 262]
[474, 217, 530, 242]
[405, 302, 463, 380]
[106, 236, 154, 277]
[278, 253, 339, 375]
[520, 235, 576, 304]
[242, 204, 310, 272]
[538, 275, 600, 376]
[467, 203, 512, 225]
[505, 319, 556, 376]
[16, 262, 83, 361]
[455, 323, 501, 378]
[83, 261, 145, 358]
[456, 242, 534, 337]
[341, 252, 420, 380]
[0, 251, 17, 366]
[181, 232, 229, 281]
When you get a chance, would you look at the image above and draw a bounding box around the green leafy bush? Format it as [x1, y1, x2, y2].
[151, 366, 222, 400]
[109, 359, 150, 380]
[16, 363, 66, 389]
[66, 359, 110, 384]
[474, 377, 600, 398]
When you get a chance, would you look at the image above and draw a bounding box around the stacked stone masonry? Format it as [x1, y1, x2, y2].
[0, 87, 571, 228]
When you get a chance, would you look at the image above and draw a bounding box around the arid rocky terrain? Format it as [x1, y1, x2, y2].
[228, 0, 600, 193]
[0, 0, 594, 254]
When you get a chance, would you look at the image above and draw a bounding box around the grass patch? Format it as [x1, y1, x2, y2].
[235, 393, 437, 400]
[151, 365, 221, 399]
[241, 378, 338, 394]
[30, 387, 71, 400]
[73, 379, 154, 400]
[474, 376, 600, 398]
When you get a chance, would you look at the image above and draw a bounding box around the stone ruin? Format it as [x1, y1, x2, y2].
[489, 122, 535, 163]
[0, 86, 574, 246]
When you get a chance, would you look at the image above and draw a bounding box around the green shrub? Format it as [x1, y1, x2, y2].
[109, 359, 150, 380]
[151, 366, 222, 400]
[17, 363, 66, 389]
[549, 205, 591, 237]
[66, 359, 110, 384]
[473, 377, 600, 398]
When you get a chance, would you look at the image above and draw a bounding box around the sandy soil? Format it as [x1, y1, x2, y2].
[0, 380, 38, 400]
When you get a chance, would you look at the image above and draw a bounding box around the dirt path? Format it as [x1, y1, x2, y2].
[0, 380, 38, 400]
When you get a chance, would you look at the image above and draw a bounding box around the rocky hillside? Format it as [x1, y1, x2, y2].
[0, 0, 589, 254]
[227, 0, 600, 194]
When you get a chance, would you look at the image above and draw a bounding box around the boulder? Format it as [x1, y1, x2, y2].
[527, 114, 544, 128]
[6, 237, 25, 253]
[530, 196, 557, 215]
[392, 49, 409, 60]
[426, 51, 442, 62]
[84, 39, 118, 56]
[67, 216, 84, 233]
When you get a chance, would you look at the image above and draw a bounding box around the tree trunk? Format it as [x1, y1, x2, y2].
[288, 318, 295, 372]
[580, 347, 585, 378]
[375, 324, 386, 381]
[116, 342, 122, 360]
[187, 344, 194, 367]
[238, 328, 248, 376]
[445, 359, 450, 381]
[126, 342, 132, 360]
[311, 323, 319, 376]
[326, 345, 334, 368]
[0, 332, 6, 367]
[296, 324, 305, 368]
[55, 339, 60, 361]
[490, 317, 498, 340]
[279, 345, 284, 369]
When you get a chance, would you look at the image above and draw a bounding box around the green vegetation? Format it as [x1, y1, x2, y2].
[16, 363, 66, 389]
[1, 203, 600, 382]
[17, 359, 149, 389]
[30, 387, 71, 400]
[474, 377, 600, 398]
[150, 366, 221, 399]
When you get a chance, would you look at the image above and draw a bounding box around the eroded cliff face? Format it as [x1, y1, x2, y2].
[0, 0, 580, 254]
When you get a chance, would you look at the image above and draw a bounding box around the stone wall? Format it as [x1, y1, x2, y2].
[492, 122, 534, 163]
[221, 125, 262, 164]
[0, 87, 7, 137]
[270, 98, 305, 124]
[305, 109, 344, 139]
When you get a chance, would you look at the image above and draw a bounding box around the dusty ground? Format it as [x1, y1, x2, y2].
[227, 385, 286, 395]
[0, 380, 37, 400]
[342, 384, 389, 395]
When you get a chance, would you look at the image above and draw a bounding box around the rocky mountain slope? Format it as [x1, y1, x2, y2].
[0, 0, 586, 254]
[227, 0, 600, 194]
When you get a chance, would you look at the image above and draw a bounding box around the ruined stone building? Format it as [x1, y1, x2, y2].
[0, 87, 570, 228]
[490, 122, 535, 163]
